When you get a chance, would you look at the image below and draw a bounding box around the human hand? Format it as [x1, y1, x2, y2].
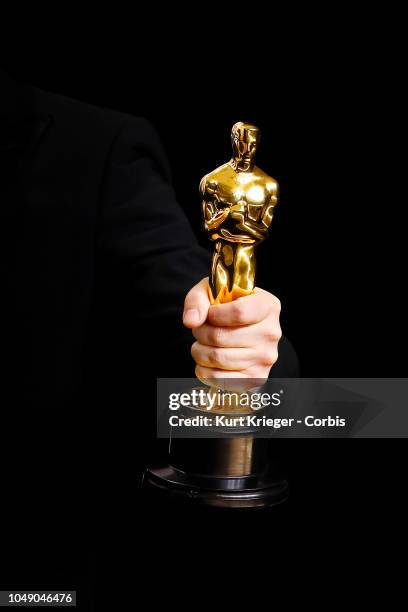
[183, 278, 282, 388]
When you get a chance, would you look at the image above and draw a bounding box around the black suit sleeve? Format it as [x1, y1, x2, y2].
[96, 116, 209, 377]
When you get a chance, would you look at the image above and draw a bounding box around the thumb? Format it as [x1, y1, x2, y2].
[183, 277, 211, 329]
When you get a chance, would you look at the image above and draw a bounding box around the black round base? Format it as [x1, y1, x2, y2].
[143, 464, 288, 509]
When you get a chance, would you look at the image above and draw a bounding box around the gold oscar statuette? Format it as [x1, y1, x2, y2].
[144, 122, 288, 508]
[200, 121, 278, 305]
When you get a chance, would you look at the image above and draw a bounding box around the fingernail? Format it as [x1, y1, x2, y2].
[183, 308, 200, 326]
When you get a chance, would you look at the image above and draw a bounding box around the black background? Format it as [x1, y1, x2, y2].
[2, 19, 406, 608]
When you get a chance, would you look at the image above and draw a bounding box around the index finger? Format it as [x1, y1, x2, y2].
[207, 288, 280, 327]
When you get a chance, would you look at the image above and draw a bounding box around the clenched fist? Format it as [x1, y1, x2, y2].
[183, 278, 282, 387]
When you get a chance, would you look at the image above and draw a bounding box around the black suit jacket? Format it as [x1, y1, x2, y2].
[1, 71, 299, 596]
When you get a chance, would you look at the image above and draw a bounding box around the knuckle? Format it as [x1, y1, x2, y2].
[261, 351, 273, 366]
[212, 326, 225, 346]
[209, 347, 223, 367]
[260, 348, 279, 366]
[264, 324, 282, 342]
[232, 301, 247, 323]
[271, 348, 279, 365]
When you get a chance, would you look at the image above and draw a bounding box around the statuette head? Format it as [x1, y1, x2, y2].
[231, 122, 260, 172]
